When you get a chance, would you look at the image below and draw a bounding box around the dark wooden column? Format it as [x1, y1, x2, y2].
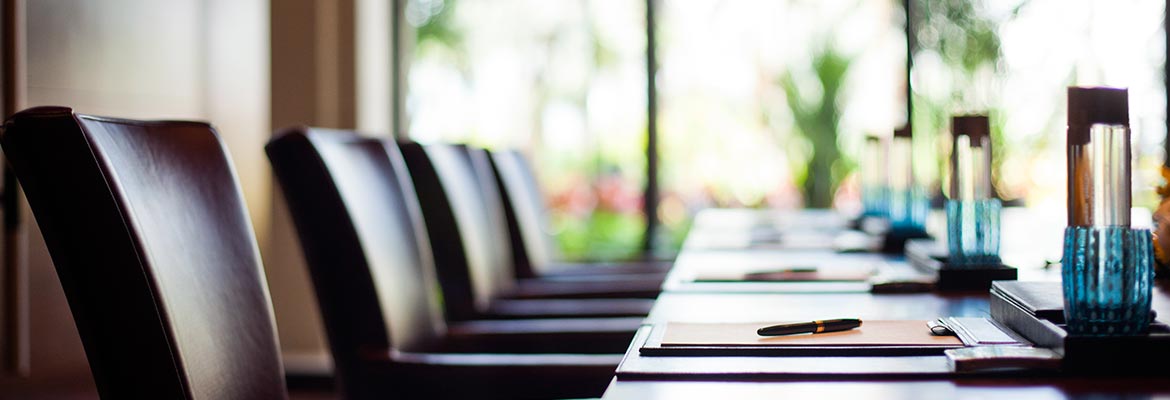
[904, 0, 914, 130]
[1, 0, 27, 378]
[642, 0, 660, 257]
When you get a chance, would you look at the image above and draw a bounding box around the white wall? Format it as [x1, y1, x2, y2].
[1, 0, 270, 396]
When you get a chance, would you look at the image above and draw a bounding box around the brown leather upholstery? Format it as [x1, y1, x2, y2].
[398, 141, 657, 320]
[398, 141, 505, 319]
[463, 144, 666, 290]
[266, 128, 627, 399]
[1, 107, 287, 400]
[485, 148, 673, 279]
[484, 148, 560, 278]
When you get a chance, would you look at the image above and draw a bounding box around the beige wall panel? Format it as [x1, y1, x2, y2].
[2, 0, 273, 396]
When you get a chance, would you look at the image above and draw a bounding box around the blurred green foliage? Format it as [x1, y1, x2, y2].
[914, 0, 1002, 75]
[552, 209, 646, 262]
[780, 44, 854, 209]
[911, 0, 1010, 201]
[411, 0, 461, 48]
[406, 0, 651, 261]
[411, 0, 1023, 260]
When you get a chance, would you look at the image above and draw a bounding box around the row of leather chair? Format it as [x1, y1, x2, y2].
[0, 108, 668, 399]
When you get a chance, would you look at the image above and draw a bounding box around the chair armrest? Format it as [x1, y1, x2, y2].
[541, 260, 673, 276]
[357, 350, 621, 399]
[505, 278, 662, 300]
[484, 298, 653, 319]
[388, 350, 623, 367]
[532, 270, 669, 283]
[440, 317, 642, 354]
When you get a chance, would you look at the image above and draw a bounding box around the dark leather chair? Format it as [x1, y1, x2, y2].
[265, 127, 629, 399]
[1, 107, 288, 399]
[399, 141, 661, 319]
[485, 148, 673, 280]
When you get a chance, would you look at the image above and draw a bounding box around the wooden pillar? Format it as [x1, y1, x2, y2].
[1, 0, 28, 379]
[643, 0, 660, 257]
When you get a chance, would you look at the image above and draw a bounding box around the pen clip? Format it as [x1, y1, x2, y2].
[928, 318, 954, 336]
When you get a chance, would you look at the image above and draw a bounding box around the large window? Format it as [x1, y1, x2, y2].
[910, 0, 1166, 212]
[400, 0, 1167, 261]
[655, 0, 906, 253]
[403, 0, 648, 261]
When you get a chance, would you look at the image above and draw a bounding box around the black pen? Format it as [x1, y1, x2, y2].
[757, 318, 862, 336]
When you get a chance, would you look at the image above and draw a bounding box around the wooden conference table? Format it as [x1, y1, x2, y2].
[599, 207, 1170, 399]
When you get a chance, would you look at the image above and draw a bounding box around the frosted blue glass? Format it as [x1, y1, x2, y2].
[1061, 226, 1154, 336]
[945, 199, 1001, 267]
[889, 187, 927, 231]
[862, 185, 889, 218]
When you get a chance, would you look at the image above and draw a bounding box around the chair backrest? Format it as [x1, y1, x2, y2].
[399, 142, 515, 321]
[464, 145, 522, 274]
[265, 128, 446, 390]
[1, 106, 286, 400]
[486, 149, 560, 277]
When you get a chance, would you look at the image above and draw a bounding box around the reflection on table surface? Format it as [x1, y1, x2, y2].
[603, 378, 1170, 400]
[601, 207, 1170, 400]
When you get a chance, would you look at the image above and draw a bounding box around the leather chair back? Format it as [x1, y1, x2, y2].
[1, 106, 286, 400]
[399, 142, 514, 321]
[486, 149, 560, 277]
[265, 128, 446, 393]
[463, 145, 520, 277]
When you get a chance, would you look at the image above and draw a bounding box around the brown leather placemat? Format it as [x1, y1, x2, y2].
[661, 320, 963, 347]
[691, 264, 877, 282]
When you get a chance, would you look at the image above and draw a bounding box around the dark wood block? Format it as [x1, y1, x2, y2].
[989, 281, 1170, 375]
[882, 227, 932, 254]
[905, 239, 1017, 291]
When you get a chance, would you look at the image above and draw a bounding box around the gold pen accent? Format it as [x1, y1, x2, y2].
[757, 318, 862, 336]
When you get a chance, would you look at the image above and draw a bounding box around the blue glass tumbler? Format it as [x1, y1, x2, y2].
[1061, 87, 1153, 336]
[887, 128, 927, 233]
[1062, 226, 1153, 335]
[945, 115, 1001, 267]
[946, 198, 1001, 267]
[861, 135, 889, 218]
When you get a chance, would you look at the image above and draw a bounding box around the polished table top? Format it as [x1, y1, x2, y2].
[600, 207, 1170, 399]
